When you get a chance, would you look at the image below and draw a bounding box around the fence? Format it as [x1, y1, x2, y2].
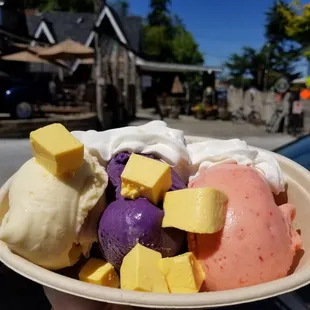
[227, 88, 308, 135]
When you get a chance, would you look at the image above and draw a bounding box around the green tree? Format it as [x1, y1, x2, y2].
[172, 22, 203, 64]
[265, 1, 301, 76]
[265, 0, 292, 42]
[147, 0, 172, 28]
[143, 0, 174, 62]
[143, 2, 203, 65]
[143, 25, 174, 62]
[226, 1, 301, 89]
[277, 1, 310, 58]
[226, 45, 300, 90]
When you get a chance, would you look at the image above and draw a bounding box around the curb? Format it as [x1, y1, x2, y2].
[0, 113, 98, 138]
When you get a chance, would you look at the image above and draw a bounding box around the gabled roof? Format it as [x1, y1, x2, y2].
[26, 8, 142, 53]
[26, 11, 96, 45]
[26, 6, 143, 73]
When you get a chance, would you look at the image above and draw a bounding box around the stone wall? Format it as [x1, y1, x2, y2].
[0, 113, 98, 138]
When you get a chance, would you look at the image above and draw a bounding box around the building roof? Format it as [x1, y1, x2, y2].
[26, 11, 96, 45]
[25, 9, 142, 52]
[136, 57, 222, 73]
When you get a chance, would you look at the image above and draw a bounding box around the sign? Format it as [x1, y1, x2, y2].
[292, 101, 303, 115]
[274, 78, 289, 94]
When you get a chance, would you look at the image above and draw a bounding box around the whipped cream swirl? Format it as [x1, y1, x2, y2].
[187, 138, 285, 195]
[72, 121, 190, 182]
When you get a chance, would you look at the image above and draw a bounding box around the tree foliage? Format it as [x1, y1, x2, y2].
[143, 0, 203, 65]
[143, 25, 174, 62]
[277, 1, 310, 58]
[147, 0, 172, 28]
[226, 44, 300, 90]
[172, 26, 204, 65]
[226, 1, 301, 89]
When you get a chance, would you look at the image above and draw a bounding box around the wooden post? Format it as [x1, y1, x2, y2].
[134, 56, 142, 115]
[123, 47, 129, 117]
[114, 42, 121, 124]
[95, 33, 104, 128]
[94, 0, 105, 128]
[112, 42, 119, 88]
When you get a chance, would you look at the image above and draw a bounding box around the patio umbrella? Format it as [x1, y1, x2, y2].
[1, 51, 69, 69]
[1, 51, 49, 64]
[171, 75, 184, 94]
[12, 43, 49, 53]
[38, 39, 94, 60]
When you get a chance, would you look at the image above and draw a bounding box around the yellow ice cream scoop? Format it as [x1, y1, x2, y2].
[0, 151, 108, 270]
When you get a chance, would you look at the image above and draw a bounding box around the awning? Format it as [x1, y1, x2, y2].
[2, 51, 49, 63]
[38, 39, 94, 60]
[292, 77, 306, 84]
[136, 57, 222, 73]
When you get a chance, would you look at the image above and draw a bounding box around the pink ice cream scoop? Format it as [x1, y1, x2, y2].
[188, 164, 302, 291]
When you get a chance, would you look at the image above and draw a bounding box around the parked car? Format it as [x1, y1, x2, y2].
[0, 76, 50, 119]
[273, 134, 310, 170]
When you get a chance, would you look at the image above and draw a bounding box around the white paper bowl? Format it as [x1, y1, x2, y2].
[0, 136, 310, 309]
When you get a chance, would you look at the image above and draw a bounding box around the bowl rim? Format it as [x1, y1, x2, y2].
[0, 135, 310, 308]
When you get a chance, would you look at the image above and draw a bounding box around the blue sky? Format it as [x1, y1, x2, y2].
[126, 0, 308, 76]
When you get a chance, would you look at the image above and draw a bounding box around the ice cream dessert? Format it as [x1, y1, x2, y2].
[0, 122, 303, 295]
[187, 139, 302, 291]
[0, 124, 108, 270]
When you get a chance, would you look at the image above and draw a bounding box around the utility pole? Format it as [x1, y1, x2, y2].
[94, 0, 105, 128]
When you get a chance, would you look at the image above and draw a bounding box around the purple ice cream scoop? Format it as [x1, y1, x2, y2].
[107, 152, 186, 201]
[98, 198, 185, 269]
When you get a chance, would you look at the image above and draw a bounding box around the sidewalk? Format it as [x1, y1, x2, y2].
[130, 108, 295, 151]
